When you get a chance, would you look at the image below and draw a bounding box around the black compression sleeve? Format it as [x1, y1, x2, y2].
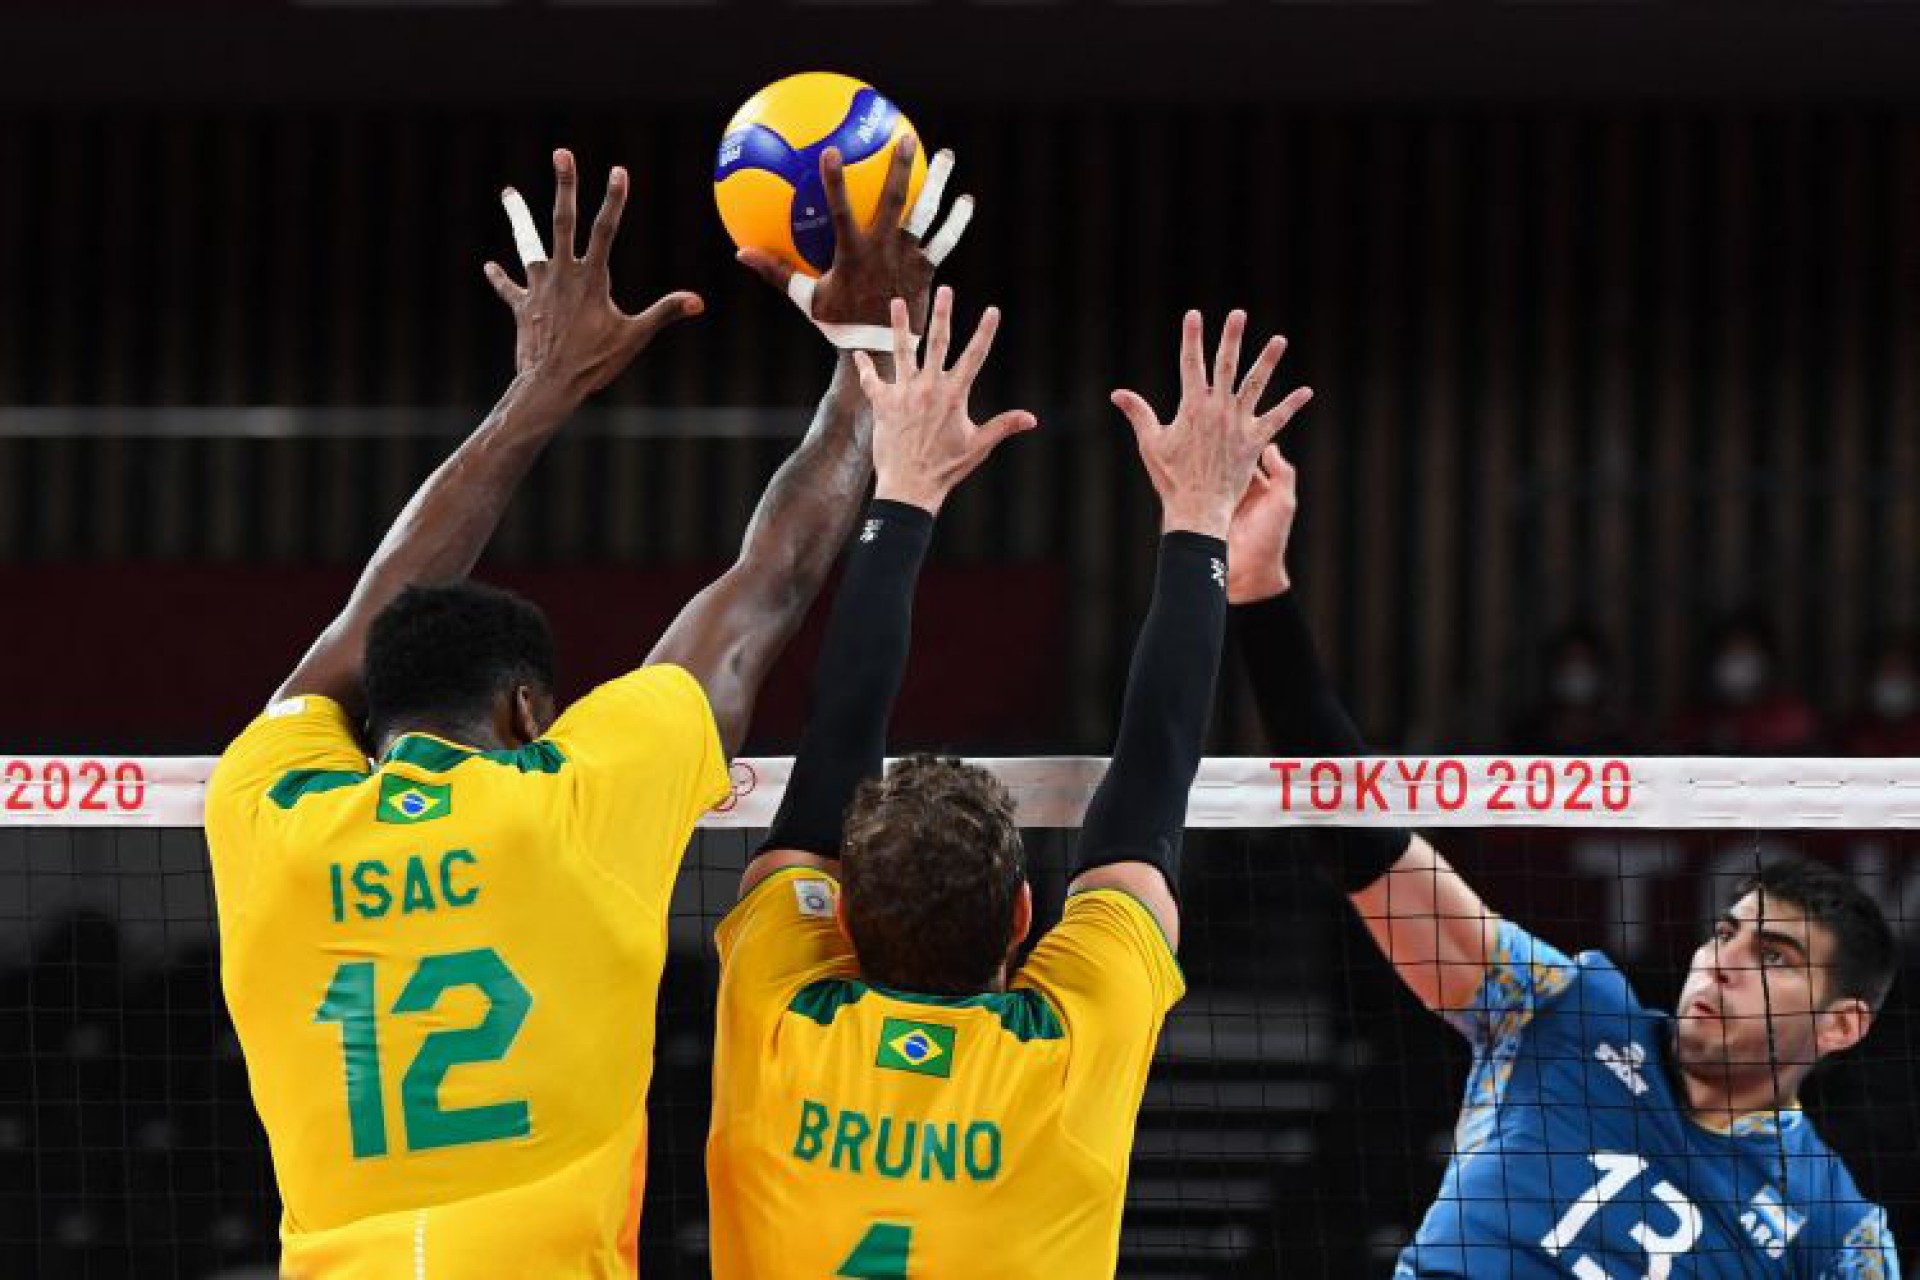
[757, 499, 934, 858]
[1232, 591, 1412, 893]
[1070, 532, 1229, 894]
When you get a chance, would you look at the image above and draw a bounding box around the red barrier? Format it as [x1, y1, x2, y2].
[3, 562, 1067, 750]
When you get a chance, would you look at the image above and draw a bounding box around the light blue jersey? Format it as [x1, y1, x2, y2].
[1397, 921, 1899, 1279]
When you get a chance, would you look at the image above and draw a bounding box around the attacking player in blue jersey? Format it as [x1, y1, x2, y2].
[1223, 444, 1901, 1279]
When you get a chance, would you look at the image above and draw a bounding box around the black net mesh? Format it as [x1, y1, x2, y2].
[2, 820, 1913, 1278]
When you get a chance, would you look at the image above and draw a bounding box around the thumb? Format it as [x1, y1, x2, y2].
[483, 260, 525, 307]
[734, 247, 796, 296]
[632, 290, 705, 339]
[1109, 389, 1160, 442]
[976, 409, 1039, 455]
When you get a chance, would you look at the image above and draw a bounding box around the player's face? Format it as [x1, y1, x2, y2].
[1674, 890, 1829, 1075]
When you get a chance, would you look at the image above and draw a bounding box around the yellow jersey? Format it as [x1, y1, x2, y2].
[708, 867, 1184, 1279]
[203, 665, 729, 1278]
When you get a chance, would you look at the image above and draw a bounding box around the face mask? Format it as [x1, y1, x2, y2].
[1713, 648, 1767, 704]
[1872, 672, 1917, 720]
[1551, 662, 1602, 708]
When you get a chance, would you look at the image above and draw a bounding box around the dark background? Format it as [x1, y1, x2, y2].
[5, 0, 1920, 759]
[5, 1, 1920, 1276]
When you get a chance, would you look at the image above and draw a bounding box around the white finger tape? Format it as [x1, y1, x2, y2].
[786, 273, 818, 316]
[816, 323, 901, 352]
[501, 190, 548, 267]
[904, 149, 955, 240]
[923, 195, 975, 267]
[789, 267, 914, 352]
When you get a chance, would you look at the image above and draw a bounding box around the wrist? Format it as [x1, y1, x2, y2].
[1227, 566, 1290, 605]
[873, 476, 946, 516]
[1161, 505, 1232, 540]
[510, 368, 588, 421]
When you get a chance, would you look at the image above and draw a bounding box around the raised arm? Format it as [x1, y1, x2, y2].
[1225, 444, 1497, 1014]
[1069, 311, 1314, 953]
[648, 138, 972, 756]
[276, 150, 699, 717]
[737, 289, 1035, 898]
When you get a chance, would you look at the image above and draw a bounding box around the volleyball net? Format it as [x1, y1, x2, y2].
[3, 755, 1916, 1277]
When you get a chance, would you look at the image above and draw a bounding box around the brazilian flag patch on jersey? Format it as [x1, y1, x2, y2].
[376, 775, 452, 825]
[876, 1018, 955, 1079]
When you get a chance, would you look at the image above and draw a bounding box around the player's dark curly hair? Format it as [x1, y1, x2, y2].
[363, 582, 556, 748]
[1735, 856, 1897, 1012]
[841, 755, 1027, 996]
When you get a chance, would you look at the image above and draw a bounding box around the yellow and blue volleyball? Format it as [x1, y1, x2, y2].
[714, 72, 928, 278]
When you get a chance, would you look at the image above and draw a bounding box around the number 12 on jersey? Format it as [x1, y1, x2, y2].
[314, 946, 533, 1158]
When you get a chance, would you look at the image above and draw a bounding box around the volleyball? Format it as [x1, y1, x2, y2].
[713, 72, 928, 278]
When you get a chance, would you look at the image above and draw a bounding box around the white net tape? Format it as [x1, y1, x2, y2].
[6, 754, 1920, 829]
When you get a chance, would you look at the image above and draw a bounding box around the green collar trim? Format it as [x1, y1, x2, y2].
[267, 768, 370, 810]
[786, 977, 1064, 1042]
[380, 734, 567, 775]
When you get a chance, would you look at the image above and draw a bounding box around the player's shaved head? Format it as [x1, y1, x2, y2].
[840, 755, 1026, 996]
[364, 581, 557, 750]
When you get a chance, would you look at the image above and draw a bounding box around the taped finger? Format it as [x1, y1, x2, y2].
[923, 195, 974, 267]
[789, 263, 916, 351]
[502, 188, 549, 267]
[904, 149, 955, 240]
[787, 272, 819, 318]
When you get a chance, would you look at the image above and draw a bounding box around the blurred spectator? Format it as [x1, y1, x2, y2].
[1667, 612, 1821, 754]
[1509, 623, 1639, 753]
[1840, 634, 1920, 756]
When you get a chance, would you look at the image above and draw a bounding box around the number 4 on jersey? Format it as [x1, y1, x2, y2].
[838, 1222, 913, 1278]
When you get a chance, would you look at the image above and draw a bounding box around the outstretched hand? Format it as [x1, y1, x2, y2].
[1226, 443, 1299, 603]
[1111, 310, 1312, 539]
[485, 148, 703, 402]
[737, 136, 973, 348]
[852, 286, 1038, 514]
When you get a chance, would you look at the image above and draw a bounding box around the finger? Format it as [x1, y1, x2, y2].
[631, 290, 706, 339]
[1240, 460, 1274, 502]
[872, 132, 919, 233]
[1236, 334, 1289, 414]
[551, 149, 579, 261]
[904, 148, 954, 239]
[924, 286, 954, 372]
[952, 304, 1002, 386]
[1213, 309, 1247, 394]
[819, 149, 860, 253]
[975, 408, 1039, 455]
[1234, 469, 1270, 516]
[923, 195, 974, 268]
[852, 350, 884, 399]
[735, 245, 796, 290]
[1110, 389, 1161, 442]
[1177, 310, 1207, 399]
[501, 187, 548, 270]
[585, 166, 630, 267]
[1256, 442, 1283, 481]
[1256, 386, 1315, 437]
[890, 297, 918, 374]
[482, 260, 525, 307]
[785, 273, 819, 321]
